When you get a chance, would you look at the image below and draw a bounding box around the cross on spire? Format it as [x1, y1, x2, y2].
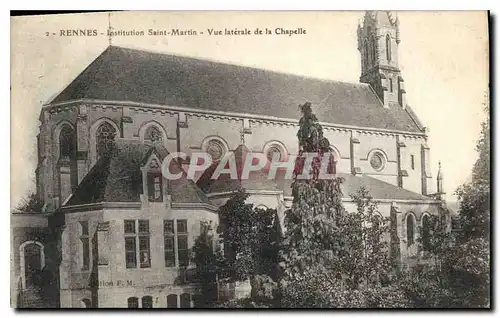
[239, 129, 245, 144]
[108, 12, 113, 46]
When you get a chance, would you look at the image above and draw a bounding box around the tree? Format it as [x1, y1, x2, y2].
[191, 223, 222, 307]
[400, 94, 491, 308]
[217, 190, 280, 282]
[455, 92, 490, 242]
[279, 102, 400, 308]
[279, 102, 345, 280]
[196, 189, 280, 307]
[451, 93, 490, 307]
[15, 192, 44, 213]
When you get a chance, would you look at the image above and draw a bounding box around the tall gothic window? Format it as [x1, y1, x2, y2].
[364, 40, 369, 70]
[422, 215, 431, 252]
[59, 125, 75, 159]
[96, 122, 116, 159]
[145, 126, 162, 143]
[386, 34, 392, 62]
[406, 214, 415, 246]
[370, 36, 376, 65]
[23, 243, 42, 287]
[80, 221, 90, 271]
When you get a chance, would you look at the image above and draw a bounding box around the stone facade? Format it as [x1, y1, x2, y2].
[11, 11, 450, 308]
[58, 204, 218, 308]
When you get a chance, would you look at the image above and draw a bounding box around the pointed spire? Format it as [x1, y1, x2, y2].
[437, 161, 444, 193]
[108, 12, 113, 46]
[395, 14, 401, 44]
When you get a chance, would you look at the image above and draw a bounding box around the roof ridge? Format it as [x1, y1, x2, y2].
[49, 45, 422, 133]
[109, 44, 369, 88]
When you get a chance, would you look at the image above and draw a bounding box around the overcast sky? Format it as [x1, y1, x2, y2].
[11, 11, 488, 207]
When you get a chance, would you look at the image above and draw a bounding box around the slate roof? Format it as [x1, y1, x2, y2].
[197, 144, 284, 193]
[50, 46, 423, 133]
[198, 157, 432, 201]
[65, 140, 212, 207]
[337, 173, 431, 201]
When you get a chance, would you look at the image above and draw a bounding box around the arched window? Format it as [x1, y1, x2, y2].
[422, 214, 431, 252]
[386, 34, 392, 62]
[59, 125, 75, 159]
[406, 214, 415, 246]
[180, 293, 191, 308]
[145, 126, 162, 143]
[81, 299, 91, 308]
[167, 294, 178, 308]
[142, 296, 153, 308]
[96, 122, 117, 159]
[127, 297, 139, 308]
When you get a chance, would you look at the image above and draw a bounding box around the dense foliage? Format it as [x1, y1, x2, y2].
[15, 192, 44, 213]
[455, 100, 490, 242]
[192, 190, 280, 307]
[193, 101, 490, 308]
[400, 96, 491, 308]
[279, 102, 405, 307]
[191, 224, 222, 307]
[217, 190, 280, 282]
[450, 96, 490, 307]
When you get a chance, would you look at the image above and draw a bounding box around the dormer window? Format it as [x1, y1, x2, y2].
[147, 172, 163, 202]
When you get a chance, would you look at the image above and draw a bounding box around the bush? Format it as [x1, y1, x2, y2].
[214, 298, 271, 308]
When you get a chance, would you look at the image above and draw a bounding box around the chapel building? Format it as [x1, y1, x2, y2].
[11, 11, 451, 308]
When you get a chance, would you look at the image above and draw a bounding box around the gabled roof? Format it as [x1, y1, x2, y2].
[50, 46, 422, 133]
[65, 140, 212, 207]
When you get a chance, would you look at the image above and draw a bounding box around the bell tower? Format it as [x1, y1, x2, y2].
[357, 11, 407, 108]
